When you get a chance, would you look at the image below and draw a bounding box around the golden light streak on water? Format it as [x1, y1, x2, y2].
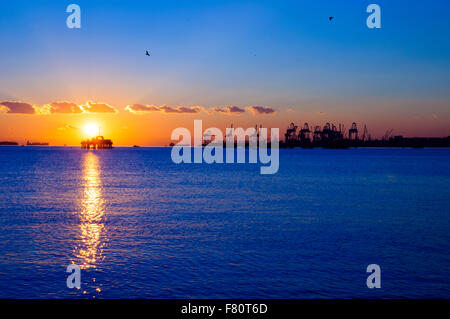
[75, 151, 106, 270]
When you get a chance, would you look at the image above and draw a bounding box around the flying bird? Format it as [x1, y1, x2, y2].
[146, 50, 150, 56]
[329, 16, 334, 21]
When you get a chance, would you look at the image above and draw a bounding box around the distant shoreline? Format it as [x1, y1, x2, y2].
[1, 145, 450, 150]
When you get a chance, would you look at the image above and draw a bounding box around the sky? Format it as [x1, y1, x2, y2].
[0, 0, 449, 146]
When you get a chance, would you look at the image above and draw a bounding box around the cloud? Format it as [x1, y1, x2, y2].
[57, 124, 79, 131]
[125, 104, 161, 113]
[46, 101, 83, 114]
[213, 106, 246, 115]
[125, 104, 205, 114]
[160, 106, 202, 114]
[81, 100, 117, 113]
[247, 106, 275, 115]
[0, 101, 37, 114]
[0, 100, 276, 117]
[195, 106, 213, 115]
[1, 100, 117, 115]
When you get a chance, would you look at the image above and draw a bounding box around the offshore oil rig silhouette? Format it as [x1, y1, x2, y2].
[81, 126, 113, 149]
[81, 136, 113, 149]
[281, 122, 450, 148]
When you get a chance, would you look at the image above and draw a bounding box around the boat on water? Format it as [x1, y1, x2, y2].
[26, 141, 49, 146]
[0, 141, 19, 146]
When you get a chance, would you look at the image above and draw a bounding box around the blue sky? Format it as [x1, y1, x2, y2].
[0, 0, 449, 141]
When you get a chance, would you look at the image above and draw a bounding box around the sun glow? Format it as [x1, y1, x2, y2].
[84, 123, 99, 137]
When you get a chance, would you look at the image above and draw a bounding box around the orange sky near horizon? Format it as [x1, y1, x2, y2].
[0, 98, 449, 146]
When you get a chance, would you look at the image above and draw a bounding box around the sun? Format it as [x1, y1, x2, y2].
[84, 123, 99, 137]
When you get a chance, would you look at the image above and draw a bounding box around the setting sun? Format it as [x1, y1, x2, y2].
[84, 123, 99, 137]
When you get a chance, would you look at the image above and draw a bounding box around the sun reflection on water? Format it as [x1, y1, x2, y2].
[75, 152, 106, 270]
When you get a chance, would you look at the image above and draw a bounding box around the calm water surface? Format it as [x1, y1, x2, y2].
[0, 147, 449, 298]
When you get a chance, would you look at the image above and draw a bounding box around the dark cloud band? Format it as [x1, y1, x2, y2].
[0, 101, 36, 114]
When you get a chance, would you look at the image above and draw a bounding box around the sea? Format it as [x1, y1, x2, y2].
[0, 146, 448, 298]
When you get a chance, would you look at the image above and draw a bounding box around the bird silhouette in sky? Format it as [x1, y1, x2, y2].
[146, 50, 150, 56]
[329, 16, 334, 21]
